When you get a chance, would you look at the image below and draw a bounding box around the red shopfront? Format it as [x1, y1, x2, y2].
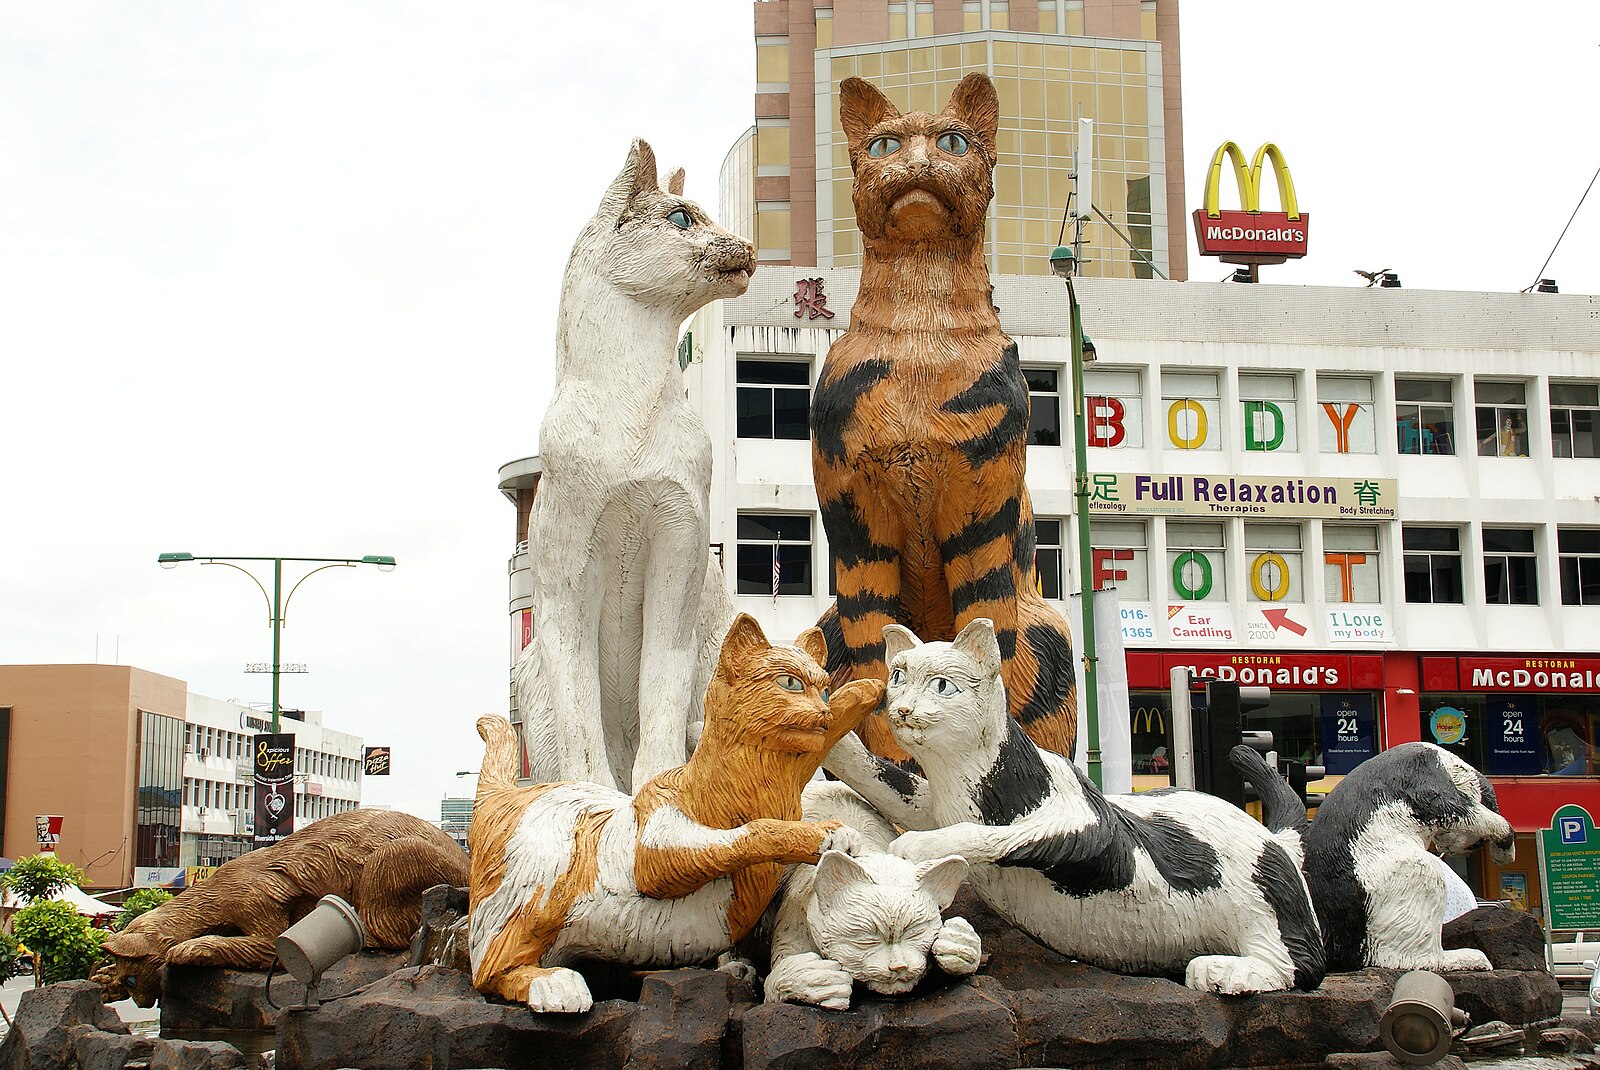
[1125, 651, 1388, 790]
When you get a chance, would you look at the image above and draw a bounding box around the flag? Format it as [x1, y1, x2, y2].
[772, 533, 781, 602]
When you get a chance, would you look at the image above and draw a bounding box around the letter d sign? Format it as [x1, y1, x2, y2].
[1559, 816, 1587, 844]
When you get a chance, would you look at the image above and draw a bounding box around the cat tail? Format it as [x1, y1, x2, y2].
[1228, 745, 1309, 837]
[476, 715, 522, 801]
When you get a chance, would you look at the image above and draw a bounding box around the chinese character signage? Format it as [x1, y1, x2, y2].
[793, 277, 835, 320]
[254, 733, 296, 848]
[1087, 473, 1397, 519]
[363, 746, 391, 776]
[1485, 696, 1540, 775]
[1539, 805, 1600, 931]
[1319, 694, 1376, 775]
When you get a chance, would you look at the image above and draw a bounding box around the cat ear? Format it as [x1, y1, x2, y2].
[914, 855, 970, 911]
[943, 72, 999, 158]
[597, 138, 661, 221]
[717, 613, 770, 675]
[795, 626, 828, 668]
[814, 849, 872, 903]
[882, 624, 921, 665]
[840, 77, 901, 148]
[665, 167, 686, 196]
[950, 618, 1002, 675]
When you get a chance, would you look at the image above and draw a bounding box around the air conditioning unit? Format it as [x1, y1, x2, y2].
[198, 749, 209, 760]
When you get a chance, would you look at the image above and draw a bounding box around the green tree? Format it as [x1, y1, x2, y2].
[113, 888, 173, 932]
[12, 901, 106, 983]
[0, 929, 20, 980]
[3, 854, 86, 903]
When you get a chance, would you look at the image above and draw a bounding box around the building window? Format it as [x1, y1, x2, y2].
[1085, 368, 1142, 448]
[1475, 381, 1528, 457]
[1558, 528, 1600, 605]
[1550, 382, 1599, 458]
[737, 359, 810, 440]
[1324, 526, 1381, 603]
[1404, 526, 1463, 604]
[1024, 367, 1061, 445]
[1483, 529, 1538, 604]
[1034, 518, 1064, 599]
[736, 513, 813, 596]
[1239, 372, 1297, 452]
[1167, 521, 1226, 601]
[1092, 520, 1149, 599]
[1318, 376, 1375, 454]
[1395, 377, 1455, 455]
[1245, 523, 1303, 602]
[1162, 370, 1221, 451]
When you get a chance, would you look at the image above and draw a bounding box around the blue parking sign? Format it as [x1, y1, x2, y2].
[1560, 816, 1587, 845]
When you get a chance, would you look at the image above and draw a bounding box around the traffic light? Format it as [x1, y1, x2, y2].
[1280, 757, 1326, 812]
[1194, 680, 1273, 809]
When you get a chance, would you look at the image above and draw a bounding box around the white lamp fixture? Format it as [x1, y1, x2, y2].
[275, 895, 367, 1006]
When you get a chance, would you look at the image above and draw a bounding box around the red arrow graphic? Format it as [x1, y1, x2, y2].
[1262, 608, 1307, 636]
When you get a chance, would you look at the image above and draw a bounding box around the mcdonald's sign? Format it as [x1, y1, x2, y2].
[1192, 142, 1309, 265]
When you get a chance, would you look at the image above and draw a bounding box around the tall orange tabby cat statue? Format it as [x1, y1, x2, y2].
[811, 72, 1078, 763]
[467, 614, 883, 1013]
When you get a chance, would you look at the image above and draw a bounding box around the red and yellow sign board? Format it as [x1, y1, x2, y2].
[1192, 141, 1309, 265]
[1127, 651, 1385, 691]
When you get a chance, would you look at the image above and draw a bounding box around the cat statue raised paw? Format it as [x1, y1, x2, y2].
[469, 614, 883, 1013]
[763, 780, 978, 1010]
[826, 619, 1326, 995]
[515, 137, 749, 792]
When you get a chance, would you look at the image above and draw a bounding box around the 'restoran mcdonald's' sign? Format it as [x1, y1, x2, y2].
[1192, 141, 1309, 266]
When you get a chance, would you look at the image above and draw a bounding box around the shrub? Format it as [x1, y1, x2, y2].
[12, 900, 107, 983]
[113, 888, 173, 931]
[3, 854, 87, 903]
[0, 929, 19, 979]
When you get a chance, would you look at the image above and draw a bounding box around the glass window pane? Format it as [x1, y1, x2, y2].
[1034, 518, 1062, 545]
[1432, 557, 1463, 603]
[1475, 381, 1525, 406]
[772, 387, 810, 439]
[1405, 527, 1458, 552]
[1325, 526, 1378, 551]
[1559, 528, 1600, 553]
[1550, 382, 1598, 406]
[738, 359, 810, 386]
[1029, 394, 1061, 446]
[737, 387, 772, 438]
[1024, 368, 1059, 393]
[1483, 529, 1534, 553]
[1397, 378, 1451, 403]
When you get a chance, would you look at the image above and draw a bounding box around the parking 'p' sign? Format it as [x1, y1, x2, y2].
[1560, 815, 1588, 845]
[1540, 805, 1599, 931]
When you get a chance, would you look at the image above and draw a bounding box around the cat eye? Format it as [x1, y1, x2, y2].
[888, 668, 906, 687]
[930, 676, 961, 697]
[935, 131, 970, 155]
[667, 208, 693, 230]
[821, 687, 832, 702]
[866, 136, 901, 158]
[777, 674, 804, 692]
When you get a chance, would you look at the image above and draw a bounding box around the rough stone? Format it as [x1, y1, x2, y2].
[405, 884, 469, 969]
[1563, 1013, 1600, 1046]
[1443, 967, 1562, 1027]
[1218, 970, 1392, 1070]
[741, 976, 1017, 1070]
[1324, 1054, 1466, 1070]
[1441, 905, 1550, 973]
[69, 1025, 156, 1070]
[623, 969, 753, 1070]
[161, 951, 409, 1032]
[0, 981, 128, 1070]
[148, 1038, 250, 1070]
[274, 965, 636, 1070]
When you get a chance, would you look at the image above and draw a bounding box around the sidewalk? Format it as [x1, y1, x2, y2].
[0, 974, 159, 1035]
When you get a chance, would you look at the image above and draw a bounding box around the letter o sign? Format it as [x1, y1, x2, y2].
[1167, 399, 1207, 450]
[1172, 551, 1213, 599]
[1250, 551, 1290, 601]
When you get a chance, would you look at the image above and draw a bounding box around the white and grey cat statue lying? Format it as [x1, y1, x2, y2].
[761, 780, 981, 1009]
[825, 619, 1327, 995]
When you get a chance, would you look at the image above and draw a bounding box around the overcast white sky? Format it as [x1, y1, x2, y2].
[2, 3, 1596, 821]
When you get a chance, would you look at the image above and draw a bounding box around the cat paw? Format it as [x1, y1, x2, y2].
[716, 954, 759, 986]
[764, 952, 854, 1011]
[932, 916, 982, 976]
[819, 824, 864, 857]
[526, 967, 594, 1014]
[1184, 955, 1288, 995]
[1437, 947, 1492, 972]
[888, 829, 950, 863]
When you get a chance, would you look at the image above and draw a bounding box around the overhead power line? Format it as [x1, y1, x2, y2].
[1523, 159, 1600, 292]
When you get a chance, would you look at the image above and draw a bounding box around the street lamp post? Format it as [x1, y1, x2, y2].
[1048, 244, 1102, 789]
[157, 553, 396, 733]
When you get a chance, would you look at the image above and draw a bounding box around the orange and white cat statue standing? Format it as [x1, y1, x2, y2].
[468, 614, 882, 1013]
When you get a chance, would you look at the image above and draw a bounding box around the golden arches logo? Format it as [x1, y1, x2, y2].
[1201, 141, 1301, 220]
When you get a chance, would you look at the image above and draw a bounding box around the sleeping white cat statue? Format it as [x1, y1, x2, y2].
[824, 619, 1328, 995]
[762, 780, 980, 1009]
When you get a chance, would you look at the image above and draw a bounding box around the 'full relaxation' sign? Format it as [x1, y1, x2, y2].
[1191, 141, 1309, 265]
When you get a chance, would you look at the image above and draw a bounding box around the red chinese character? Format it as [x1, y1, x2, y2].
[794, 277, 836, 320]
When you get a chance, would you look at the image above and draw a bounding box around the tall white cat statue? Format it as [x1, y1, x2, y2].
[517, 139, 751, 790]
[826, 620, 1327, 995]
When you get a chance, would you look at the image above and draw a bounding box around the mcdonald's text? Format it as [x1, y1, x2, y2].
[1193, 209, 1310, 259]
